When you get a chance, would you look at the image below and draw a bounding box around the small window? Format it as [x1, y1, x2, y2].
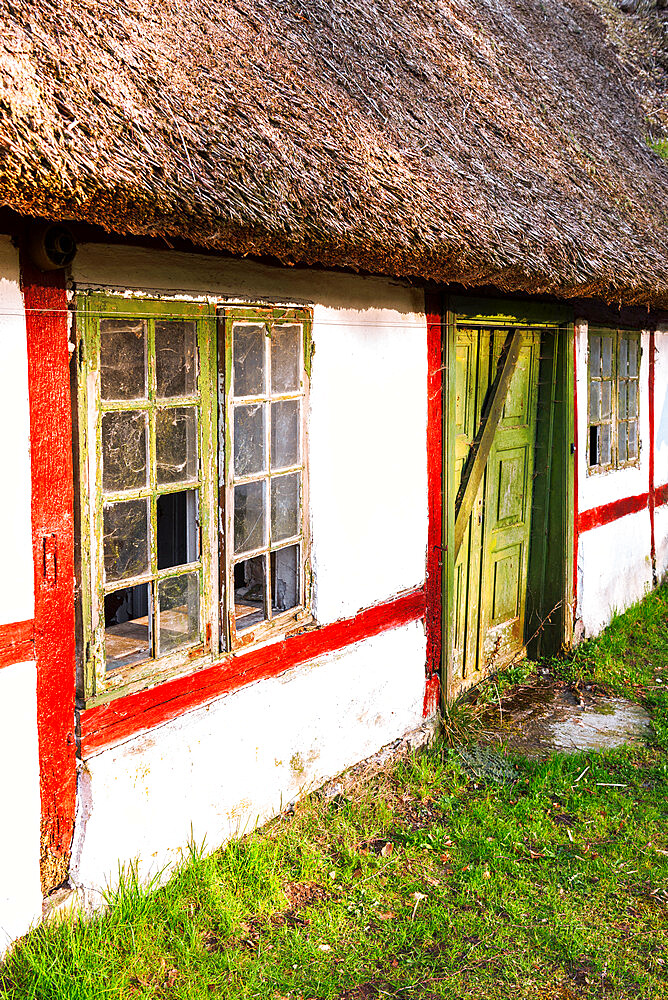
[219, 308, 311, 648]
[76, 297, 312, 701]
[588, 329, 640, 472]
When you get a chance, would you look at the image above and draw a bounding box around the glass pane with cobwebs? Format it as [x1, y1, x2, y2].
[103, 498, 149, 582]
[156, 406, 198, 485]
[234, 480, 266, 554]
[628, 338, 639, 377]
[618, 381, 627, 419]
[618, 422, 628, 463]
[628, 380, 638, 417]
[234, 403, 266, 478]
[271, 473, 300, 542]
[102, 410, 148, 493]
[628, 420, 638, 460]
[600, 423, 611, 465]
[619, 335, 628, 376]
[600, 381, 612, 421]
[155, 320, 197, 398]
[590, 336, 601, 377]
[157, 573, 199, 655]
[100, 319, 147, 400]
[589, 381, 600, 423]
[271, 400, 300, 469]
[271, 324, 301, 393]
[233, 324, 265, 397]
[601, 337, 613, 377]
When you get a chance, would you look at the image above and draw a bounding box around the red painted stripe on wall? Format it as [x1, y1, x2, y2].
[0, 619, 35, 669]
[81, 588, 426, 756]
[424, 296, 443, 717]
[577, 492, 650, 533]
[20, 258, 77, 888]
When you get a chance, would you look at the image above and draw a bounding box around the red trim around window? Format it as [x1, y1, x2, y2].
[80, 587, 426, 755]
[20, 258, 77, 888]
[424, 295, 443, 717]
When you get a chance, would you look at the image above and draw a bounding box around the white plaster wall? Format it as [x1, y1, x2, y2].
[654, 328, 668, 580]
[0, 237, 34, 626]
[72, 245, 428, 620]
[72, 622, 426, 895]
[575, 320, 653, 636]
[0, 662, 42, 953]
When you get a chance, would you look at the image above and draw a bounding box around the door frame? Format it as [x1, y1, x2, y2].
[440, 295, 575, 704]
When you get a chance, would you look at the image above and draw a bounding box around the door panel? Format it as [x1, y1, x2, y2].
[451, 326, 539, 691]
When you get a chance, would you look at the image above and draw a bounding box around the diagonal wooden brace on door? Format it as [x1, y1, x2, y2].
[453, 328, 524, 560]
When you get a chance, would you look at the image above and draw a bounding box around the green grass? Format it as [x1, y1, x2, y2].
[648, 138, 668, 162]
[3, 588, 668, 999]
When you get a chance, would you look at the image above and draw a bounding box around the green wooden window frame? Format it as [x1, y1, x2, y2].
[219, 307, 313, 650]
[587, 329, 641, 473]
[76, 295, 313, 705]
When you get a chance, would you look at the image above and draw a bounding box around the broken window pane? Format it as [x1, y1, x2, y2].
[157, 572, 199, 655]
[271, 399, 300, 469]
[590, 426, 599, 466]
[233, 323, 265, 397]
[271, 324, 301, 393]
[589, 381, 600, 423]
[157, 489, 199, 569]
[234, 480, 266, 554]
[234, 403, 266, 478]
[156, 406, 198, 485]
[100, 319, 147, 400]
[271, 472, 300, 542]
[271, 545, 299, 614]
[104, 583, 151, 671]
[103, 498, 149, 582]
[155, 320, 197, 398]
[102, 410, 148, 493]
[234, 555, 267, 631]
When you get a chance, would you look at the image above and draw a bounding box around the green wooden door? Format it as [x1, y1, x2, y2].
[452, 326, 540, 691]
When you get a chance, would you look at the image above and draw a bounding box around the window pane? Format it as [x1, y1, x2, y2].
[234, 403, 266, 478]
[233, 323, 265, 397]
[234, 480, 266, 554]
[271, 399, 300, 469]
[618, 381, 627, 419]
[589, 336, 601, 376]
[271, 324, 301, 393]
[156, 406, 198, 485]
[600, 381, 612, 421]
[102, 410, 148, 493]
[103, 498, 149, 582]
[589, 426, 599, 467]
[157, 489, 199, 569]
[234, 555, 267, 631]
[104, 583, 151, 671]
[271, 472, 300, 542]
[601, 337, 613, 377]
[618, 421, 628, 463]
[618, 335, 628, 376]
[100, 319, 147, 400]
[155, 320, 197, 398]
[628, 420, 638, 460]
[157, 572, 199, 655]
[628, 380, 638, 417]
[628, 338, 638, 377]
[271, 545, 300, 614]
[600, 423, 611, 465]
[589, 381, 600, 423]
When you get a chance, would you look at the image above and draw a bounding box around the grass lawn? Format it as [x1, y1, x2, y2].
[3, 587, 668, 1000]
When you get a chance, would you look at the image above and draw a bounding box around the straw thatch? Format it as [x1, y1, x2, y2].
[0, 0, 666, 305]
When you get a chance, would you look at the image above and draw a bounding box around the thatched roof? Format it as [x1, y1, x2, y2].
[0, 0, 667, 305]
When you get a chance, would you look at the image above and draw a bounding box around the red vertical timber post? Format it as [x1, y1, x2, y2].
[424, 292, 443, 716]
[649, 330, 656, 584]
[20, 254, 77, 894]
